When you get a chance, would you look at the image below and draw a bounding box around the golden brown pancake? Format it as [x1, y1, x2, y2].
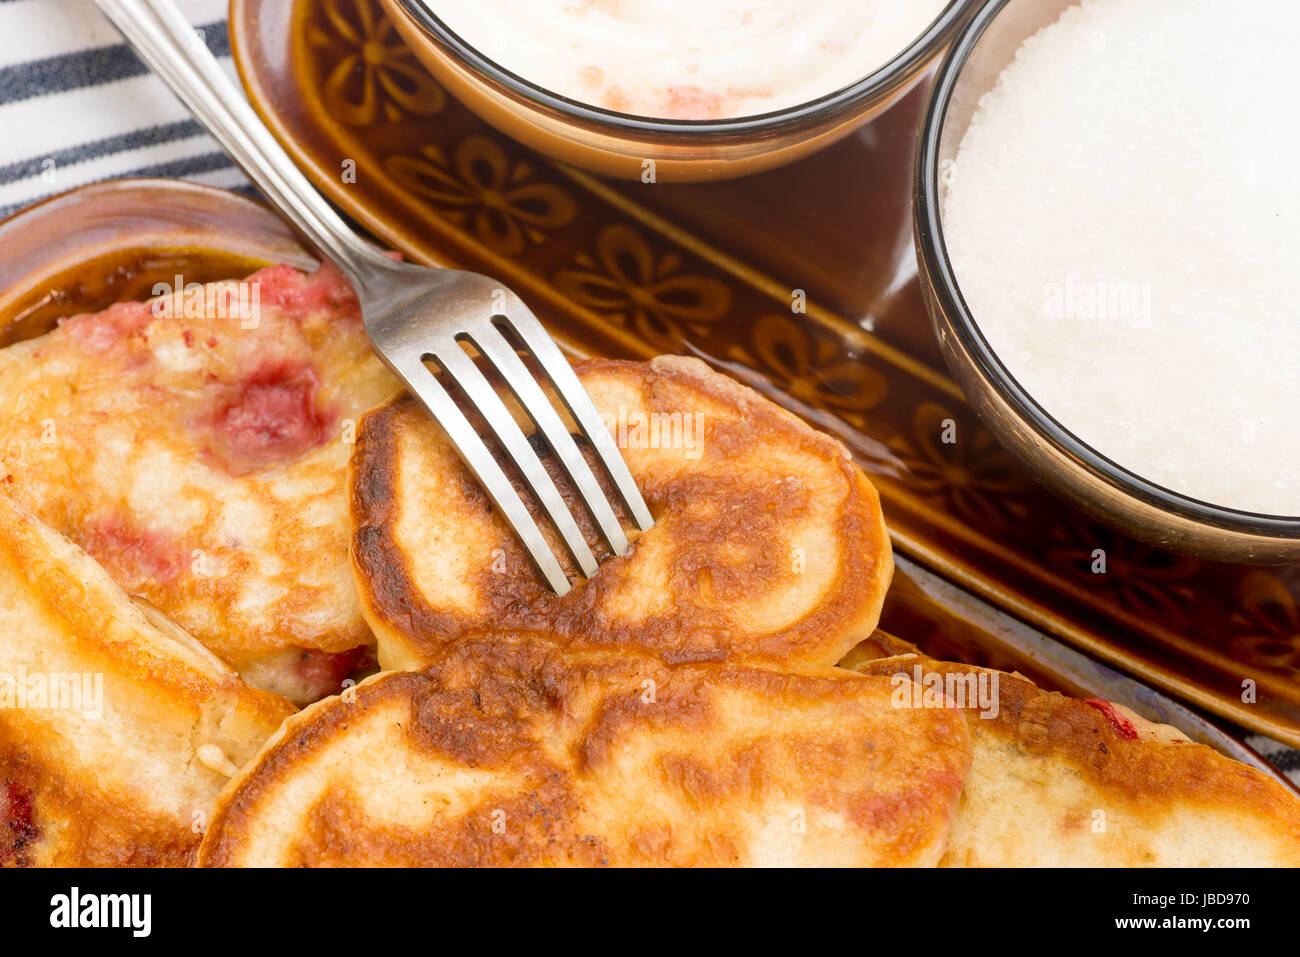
[0, 264, 399, 703]
[350, 356, 892, 673]
[850, 650, 1300, 867]
[0, 493, 293, 867]
[199, 636, 970, 867]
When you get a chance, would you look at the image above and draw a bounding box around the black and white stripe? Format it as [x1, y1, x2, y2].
[1247, 735, 1300, 783]
[0, 0, 249, 218]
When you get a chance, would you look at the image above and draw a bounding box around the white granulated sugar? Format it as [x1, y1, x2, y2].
[942, 0, 1300, 515]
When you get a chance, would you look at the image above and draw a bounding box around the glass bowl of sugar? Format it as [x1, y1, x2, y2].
[915, 0, 1300, 563]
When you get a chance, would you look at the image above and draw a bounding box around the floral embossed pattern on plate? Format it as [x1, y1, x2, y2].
[230, 0, 1300, 745]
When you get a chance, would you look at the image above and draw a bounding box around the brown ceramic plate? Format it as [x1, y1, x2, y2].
[2, 177, 1292, 786]
[227, 0, 1300, 747]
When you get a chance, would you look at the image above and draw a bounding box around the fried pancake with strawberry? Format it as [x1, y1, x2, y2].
[0, 493, 293, 866]
[850, 647, 1300, 866]
[200, 636, 968, 867]
[0, 264, 398, 702]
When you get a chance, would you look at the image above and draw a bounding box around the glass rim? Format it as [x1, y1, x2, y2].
[393, 0, 978, 138]
[915, 0, 1300, 534]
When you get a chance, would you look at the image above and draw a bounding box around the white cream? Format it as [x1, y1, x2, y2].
[422, 0, 951, 119]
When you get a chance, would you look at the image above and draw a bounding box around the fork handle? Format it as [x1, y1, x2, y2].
[95, 0, 394, 284]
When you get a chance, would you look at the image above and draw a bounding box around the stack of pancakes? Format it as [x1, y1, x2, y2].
[2, 270, 1298, 867]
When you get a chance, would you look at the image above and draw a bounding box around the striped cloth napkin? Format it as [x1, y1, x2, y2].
[1, 0, 1298, 784]
[0, 0, 246, 216]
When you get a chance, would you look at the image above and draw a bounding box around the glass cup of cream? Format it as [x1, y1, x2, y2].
[379, 0, 974, 181]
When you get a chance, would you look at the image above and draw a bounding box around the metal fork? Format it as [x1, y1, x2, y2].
[95, 0, 653, 595]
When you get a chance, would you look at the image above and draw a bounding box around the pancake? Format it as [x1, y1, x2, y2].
[850, 650, 1300, 867]
[350, 355, 893, 672]
[0, 492, 294, 867]
[0, 264, 399, 703]
[199, 636, 970, 867]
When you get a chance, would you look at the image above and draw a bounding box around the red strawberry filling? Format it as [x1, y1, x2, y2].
[0, 781, 38, 867]
[1084, 698, 1139, 741]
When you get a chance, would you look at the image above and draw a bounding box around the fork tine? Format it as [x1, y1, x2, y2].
[467, 327, 631, 556]
[433, 344, 600, 579]
[495, 309, 655, 532]
[396, 359, 573, 595]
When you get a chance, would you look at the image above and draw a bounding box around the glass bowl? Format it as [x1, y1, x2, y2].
[380, 0, 978, 182]
[914, 0, 1300, 563]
